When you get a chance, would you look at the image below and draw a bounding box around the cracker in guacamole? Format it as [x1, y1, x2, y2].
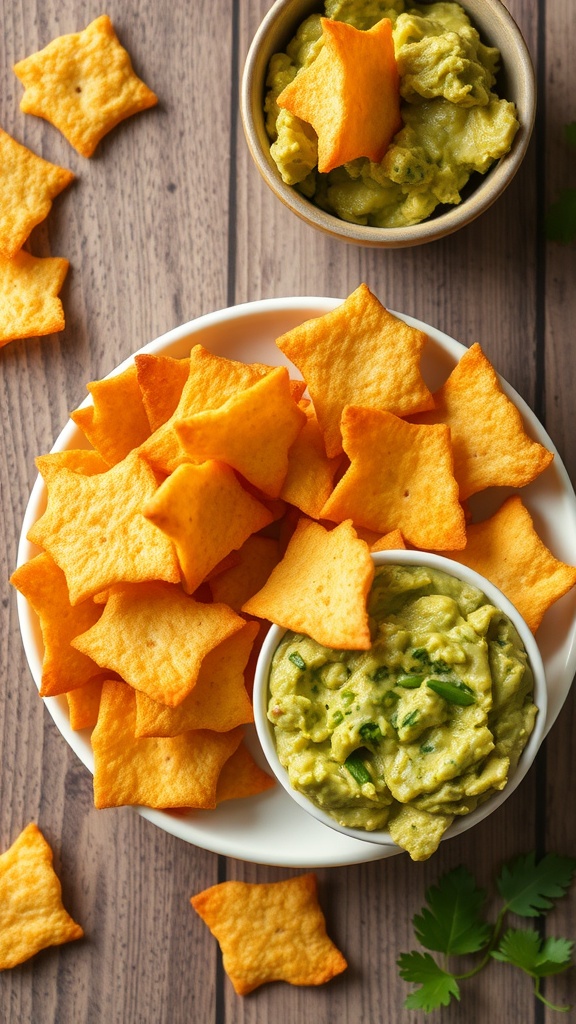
[267, 564, 537, 861]
[264, 0, 519, 227]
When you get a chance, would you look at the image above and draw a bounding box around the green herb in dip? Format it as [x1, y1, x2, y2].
[264, 0, 519, 227]
[267, 565, 537, 861]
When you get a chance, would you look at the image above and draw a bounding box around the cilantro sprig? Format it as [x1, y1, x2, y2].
[398, 853, 576, 1013]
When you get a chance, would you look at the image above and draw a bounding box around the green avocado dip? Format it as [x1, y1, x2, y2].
[267, 565, 537, 861]
[264, 0, 519, 228]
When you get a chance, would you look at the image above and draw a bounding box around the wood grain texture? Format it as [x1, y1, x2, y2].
[1, 0, 575, 1021]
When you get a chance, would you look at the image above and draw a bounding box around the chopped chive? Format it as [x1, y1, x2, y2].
[397, 674, 424, 689]
[345, 753, 372, 785]
[331, 710, 344, 726]
[427, 678, 476, 706]
[372, 665, 389, 682]
[411, 648, 431, 665]
[401, 710, 420, 728]
[289, 651, 306, 670]
[359, 721, 382, 742]
[420, 743, 435, 753]
[341, 690, 355, 706]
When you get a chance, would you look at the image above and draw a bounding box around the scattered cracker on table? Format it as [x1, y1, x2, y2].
[0, 823, 83, 971]
[13, 14, 158, 157]
[191, 873, 347, 994]
[0, 250, 68, 347]
[0, 128, 73, 259]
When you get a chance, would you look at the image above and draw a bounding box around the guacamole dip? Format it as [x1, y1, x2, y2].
[264, 0, 519, 227]
[267, 565, 537, 860]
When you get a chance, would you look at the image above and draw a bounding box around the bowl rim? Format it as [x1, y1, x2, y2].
[240, 0, 536, 248]
[253, 548, 548, 849]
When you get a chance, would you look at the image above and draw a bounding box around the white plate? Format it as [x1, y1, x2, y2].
[16, 297, 576, 867]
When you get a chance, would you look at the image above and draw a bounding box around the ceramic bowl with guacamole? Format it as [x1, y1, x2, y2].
[241, 0, 535, 247]
[254, 550, 547, 861]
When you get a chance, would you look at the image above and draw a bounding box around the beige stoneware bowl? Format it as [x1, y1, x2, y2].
[253, 550, 547, 852]
[241, 0, 536, 247]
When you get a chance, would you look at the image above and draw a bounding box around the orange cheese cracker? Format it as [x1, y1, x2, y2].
[0, 128, 73, 258]
[321, 405, 467, 551]
[175, 366, 306, 498]
[276, 284, 434, 457]
[243, 517, 374, 649]
[208, 535, 281, 612]
[70, 364, 151, 466]
[0, 250, 68, 347]
[27, 451, 180, 605]
[67, 679, 104, 731]
[0, 823, 83, 970]
[92, 682, 243, 809]
[443, 495, 576, 632]
[14, 15, 158, 157]
[10, 553, 104, 696]
[72, 582, 245, 706]
[191, 873, 347, 994]
[143, 461, 273, 594]
[134, 621, 258, 737]
[410, 343, 554, 499]
[215, 742, 276, 804]
[277, 17, 401, 173]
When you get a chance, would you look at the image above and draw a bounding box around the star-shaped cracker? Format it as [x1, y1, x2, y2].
[92, 682, 243, 809]
[27, 451, 180, 604]
[321, 405, 466, 550]
[276, 284, 435, 458]
[134, 620, 258, 737]
[72, 582, 245, 706]
[0, 128, 73, 258]
[0, 823, 83, 970]
[243, 517, 374, 649]
[143, 461, 274, 593]
[208, 535, 280, 611]
[191, 873, 347, 994]
[14, 15, 158, 157]
[215, 742, 276, 804]
[410, 343, 554, 499]
[71, 364, 151, 466]
[67, 679, 103, 731]
[135, 353, 190, 431]
[10, 553, 104, 697]
[277, 17, 401, 173]
[138, 345, 278, 475]
[443, 495, 576, 632]
[0, 250, 68, 347]
[175, 367, 307, 498]
[280, 402, 342, 518]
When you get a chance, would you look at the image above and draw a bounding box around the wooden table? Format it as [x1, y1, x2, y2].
[1, 1, 575, 1021]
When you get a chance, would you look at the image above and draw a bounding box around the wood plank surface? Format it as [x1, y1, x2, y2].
[1, 1, 575, 1022]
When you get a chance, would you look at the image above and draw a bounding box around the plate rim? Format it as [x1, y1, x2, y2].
[14, 295, 576, 867]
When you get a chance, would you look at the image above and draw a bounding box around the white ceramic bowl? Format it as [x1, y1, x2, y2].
[241, 0, 536, 247]
[254, 549, 548, 850]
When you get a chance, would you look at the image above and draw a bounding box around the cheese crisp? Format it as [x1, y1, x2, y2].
[14, 15, 158, 157]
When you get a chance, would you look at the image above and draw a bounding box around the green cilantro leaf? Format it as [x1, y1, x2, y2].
[413, 865, 491, 954]
[546, 189, 576, 244]
[397, 951, 460, 1011]
[497, 853, 576, 917]
[491, 929, 572, 977]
